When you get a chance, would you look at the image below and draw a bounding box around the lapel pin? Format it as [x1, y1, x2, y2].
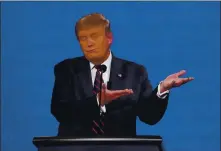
[117, 73, 122, 78]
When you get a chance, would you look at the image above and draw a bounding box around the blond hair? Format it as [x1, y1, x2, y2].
[75, 13, 111, 40]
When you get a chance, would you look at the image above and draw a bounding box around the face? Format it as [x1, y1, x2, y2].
[77, 25, 112, 64]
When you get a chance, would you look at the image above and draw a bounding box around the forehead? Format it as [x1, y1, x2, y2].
[78, 26, 105, 36]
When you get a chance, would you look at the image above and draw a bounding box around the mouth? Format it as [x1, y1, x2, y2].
[86, 49, 96, 53]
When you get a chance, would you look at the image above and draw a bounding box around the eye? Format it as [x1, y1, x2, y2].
[79, 36, 87, 41]
[91, 33, 99, 39]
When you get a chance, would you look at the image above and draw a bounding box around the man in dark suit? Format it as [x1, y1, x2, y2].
[51, 13, 194, 137]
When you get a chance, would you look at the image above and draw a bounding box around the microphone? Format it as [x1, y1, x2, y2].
[99, 64, 107, 112]
[100, 64, 107, 73]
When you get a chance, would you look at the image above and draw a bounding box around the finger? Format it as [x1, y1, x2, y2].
[112, 89, 133, 96]
[116, 90, 133, 97]
[122, 90, 133, 95]
[102, 83, 107, 90]
[129, 89, 134, 94]
[188, 77, 194, 80]
[114, 93, 129, 100]
[112, 89, 129, 95]
[124, 89, 134, 94]
[182, 77, 194, 84]
[176, 70, 186, 77]
[172, 77, 194, 87]
[123, 89, 134, 94]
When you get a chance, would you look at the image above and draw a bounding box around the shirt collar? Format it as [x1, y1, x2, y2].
[89, 51, 112, 70]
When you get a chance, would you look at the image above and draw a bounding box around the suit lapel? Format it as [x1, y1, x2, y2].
[75, 57, 94, 98]
[109, 56, 126, 91]
[106, 55, 127, 112]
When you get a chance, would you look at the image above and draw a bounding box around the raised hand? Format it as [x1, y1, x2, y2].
[98, 83, 133, 106]
[160, 70, 194, 92]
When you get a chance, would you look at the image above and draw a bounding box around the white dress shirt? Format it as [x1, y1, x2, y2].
[89, 52, 169, 113]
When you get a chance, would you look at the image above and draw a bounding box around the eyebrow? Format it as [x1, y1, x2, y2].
[91, 32, 98, 35]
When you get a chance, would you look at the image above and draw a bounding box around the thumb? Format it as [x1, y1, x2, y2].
[102, 83, 107, 90]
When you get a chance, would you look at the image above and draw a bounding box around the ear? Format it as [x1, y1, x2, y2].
[106, 32, 113, 44]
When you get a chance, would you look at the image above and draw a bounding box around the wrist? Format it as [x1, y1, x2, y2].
[160, 81, 168, 93]
[97, 93, 105, 106]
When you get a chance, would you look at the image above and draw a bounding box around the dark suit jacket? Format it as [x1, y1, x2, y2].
[51, 55, 169, 137]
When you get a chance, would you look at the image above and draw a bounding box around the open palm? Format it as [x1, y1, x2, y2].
[162, 70, 194, 91]
[99, 83, 133, 106]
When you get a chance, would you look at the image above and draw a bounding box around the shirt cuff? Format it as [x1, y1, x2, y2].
[156, 81, 170, 99]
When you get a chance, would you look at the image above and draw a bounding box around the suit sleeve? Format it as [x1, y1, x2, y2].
[136, 65, 169, 125]
[50, 62, 99, 123]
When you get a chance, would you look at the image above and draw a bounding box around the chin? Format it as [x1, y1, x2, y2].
[85, 55, 101, 63]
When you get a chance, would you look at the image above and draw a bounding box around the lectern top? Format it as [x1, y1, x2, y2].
[33, 136, 162, 147]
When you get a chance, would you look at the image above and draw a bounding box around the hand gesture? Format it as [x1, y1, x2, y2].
[98, 83, 133, 106]
[160, 70, 194, 92]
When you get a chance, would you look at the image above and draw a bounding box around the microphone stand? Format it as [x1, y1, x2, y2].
[99, 72, 103, 114]
[98, 65, 106, 115]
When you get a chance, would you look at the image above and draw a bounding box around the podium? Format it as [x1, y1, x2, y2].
[33, 136, 164, 151]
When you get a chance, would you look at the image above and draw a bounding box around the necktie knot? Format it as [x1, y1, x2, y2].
[94, 65, 102, 71]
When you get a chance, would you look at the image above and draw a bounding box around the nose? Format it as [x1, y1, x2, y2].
[87, 38, 94, 47]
